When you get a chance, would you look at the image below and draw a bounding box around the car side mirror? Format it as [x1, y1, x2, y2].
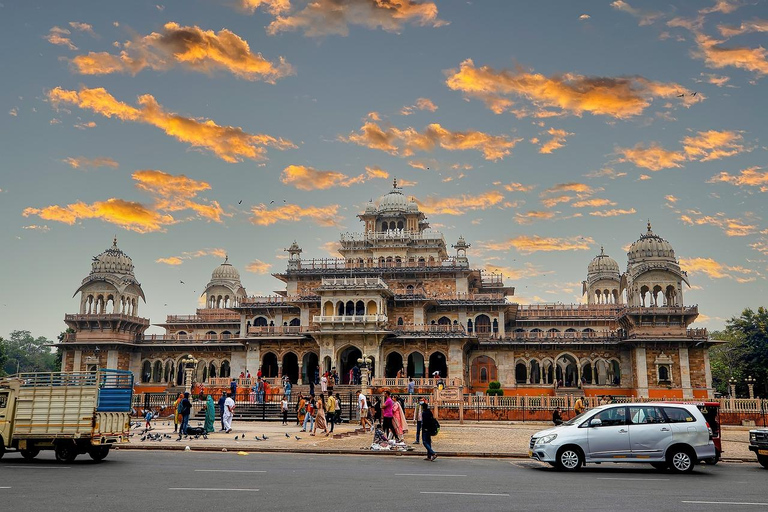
[590, 418, 602, 427]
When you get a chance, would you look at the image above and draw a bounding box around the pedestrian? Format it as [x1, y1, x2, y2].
[348, 368, 354, 385]
[372, 395, 382, 428]
[284, 377, 292, 402]
[413, 399, 423, 444]
[320, 373, 328, 393]
[574, 396, 585, 416]
[297, 393, 306, 426]
[420, 401, 438, 461]
[205, 394, 216, 433]
[173, 392, 183, 433]
[230, 378, 238, 401]
[326, 393, 337, 433]
[281, 395, 289, 425]
[302, 396, 315, 432]
[552, 406, 563, 426]
[392, 394, 407, 439]
[217, 392, 227, 431]
[407, 377, 415, 395]
[144, 408, 154, 430]
[256, 377, 265, 404]
[239, 371, 245, 380]
[382, 391, 396, 440]
[246, 371, 251, 379]
[177, 392, 192, 440]
[312, 394, 328, 436]
[357, 390, 369, 432]
[334, 393, 343, 425]
[223, 391, 235, 433]
[257, 368, 262, 379]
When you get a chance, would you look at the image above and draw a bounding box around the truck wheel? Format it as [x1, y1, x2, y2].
[88, 447, 110, 462]
[667, 447, 695, 473]
[55, 443, 78, 463]
[20, 448, 40, 460]
[758, 455, 768, 469]
[555, 446, 583, 471]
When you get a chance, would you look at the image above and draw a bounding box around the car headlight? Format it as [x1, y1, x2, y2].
[536, 434, 557, 445]
[751, 433, 757, 442]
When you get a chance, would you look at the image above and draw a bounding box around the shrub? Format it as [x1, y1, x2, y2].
[488, 381, 501, 389]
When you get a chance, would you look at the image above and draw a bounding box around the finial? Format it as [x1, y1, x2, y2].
[393, 177, 398, 189]
[647, 219, 652, 232]
[112, 235, 117, 247]
[224, 254, 229, 264]
[600, 245, 604, 255]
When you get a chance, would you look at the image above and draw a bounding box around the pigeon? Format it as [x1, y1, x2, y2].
[676, 93, 685, 97]
[270, 200, 275, 204]
[180, 280, 185, 284]
[262, 434, 268, 440]
[285, 433, 290, 438]
[140, 436, 146, 442]
[295, 436, 301, 440]
[238, 200, 243, 204]
[235, 435, 239, 440]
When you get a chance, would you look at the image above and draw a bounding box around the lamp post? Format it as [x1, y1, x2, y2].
[745, 375, 756, 399]
[357, 354, 372, 394]
[181, 354, 198, 395]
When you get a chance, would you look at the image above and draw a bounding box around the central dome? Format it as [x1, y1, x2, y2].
[377, 180, 410, 212]
[212, 257, 241, 281]
[91, 237, 135, 275]
[627, 221, 676, 264]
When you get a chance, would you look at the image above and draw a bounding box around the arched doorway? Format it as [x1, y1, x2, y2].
[385, 352, 404, 378]
[556, 354, 578, 387]
[323, 355, 332, 373]
[470, 356, 498, 386]
[262, 353, 278, 378]
[282, 352, 299, 384]
[407, 352, 425, 378]
[340, 346, 362, 384]
[303, 352, 319, 384]
[428, 352, 447, 379]
[515, 362, 527, 384]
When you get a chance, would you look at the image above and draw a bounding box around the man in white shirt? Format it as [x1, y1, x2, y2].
[357, 390, 369, 432]
[280, 396, 289, 425]
[223, 393, 235, 433]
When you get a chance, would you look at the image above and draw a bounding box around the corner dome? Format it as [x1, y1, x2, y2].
[627, 221, 676, 264]
[588, 247, 620, 275]
[91, 237, 135, 276]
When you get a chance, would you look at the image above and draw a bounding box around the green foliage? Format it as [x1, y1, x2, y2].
[486, 382, 503, 396]
[709, 307, 768, 397]
[488, 381, 501, 389]
[0, 337, 7, 377]
[2, 330, 57, 375]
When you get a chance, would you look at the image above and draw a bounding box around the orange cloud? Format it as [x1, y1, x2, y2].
[617, 130, 746, 171]
[250, 203, 340, 226]
[504, 182, 535, 192]
[616, 142, 686, 171]
[69, 21, 96, 35]
[445, 59, 700, 118]
[514, 210, 558, 224]
[342, 120, 522, 161]
[23, 199, 175, 233]
[589, 208, 637, 217]
[264, 0, 446, 37]
[481, 235, 594, 254]
[697, 72, 732, 87]
[680, 210, 757, 236]
[541, 195, 573, 208]
[238, 0, 291, 14]
[708, 166, 768, 191]
[246, 258, 273, 274]
[133, 170, 226, 223]
[400, 97, 439, 115]
[584, 168, 627, 179]
[718, 18, 768, 37]
[280, 165, 387, 190]
[156, 256, 184, 265]
[156, 248, 228, 265]
[364, 166, 389, 179]
[45, 26, 77, 50]
[679, 257, 755, 281]
[538, 127, 572, 154]
[71, 22, 293, 83]
[610, 0, 662, 26]
[700, 0, 742, 15]
[417, 190, 505, 215]
[48, 86, 295, 162]
[693, 32, 768, 76]
[542, 182, 595, 195]
[571, 198, 616, 208]
[320, 241, 342, 257]
[61, 156, 119, 170]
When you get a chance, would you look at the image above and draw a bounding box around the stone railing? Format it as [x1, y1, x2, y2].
[246, 326, 308, 335]
[64, 313, 150, 324]
[505, 330, 623, 341]
[392, 324, 466, 335]
[517, 304, 623, 319]
[165, 309, 240, 323]
[312, 315, 388, 323]
[140, 333, 239, 343]
[371, 377, 463, 388]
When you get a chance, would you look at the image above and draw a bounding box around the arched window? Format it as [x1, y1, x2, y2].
[152, 361, 163, 383]
[406, 284, 414, 294]
[289, 318, 300, 326]
[397, 221, 404, 230]
[658, 366, 670, 382]
[254, 317, 268, 327]
[382, 222, 388, 231]
[345, 301, 354, 316]
[492, 318, 499, 333]
[515, 363, 527, 384]
[389, 221, 396, 230]
[141, 361, 151, 383]
[220, 360, 231, 378]
[397, 317, 404, 325]
[438, 316, 451, 325]
[475, 314, 491, 334]
[356, 300, 365, 315]
[467, 318, 473, 333]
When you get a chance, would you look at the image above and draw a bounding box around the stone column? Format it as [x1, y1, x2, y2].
[107, 349, 118, 370]
[634, 346, 649, 398]
[298, 363, 304, 385]
[497, 349, 515, 388]
[447, 340, 464, 382]
[245, 343, 260, 378]
[73, 350, 82, 372]
[703, 349, 714, 399]
[678, 346, 693, 399]
[498, 310, 506, 338]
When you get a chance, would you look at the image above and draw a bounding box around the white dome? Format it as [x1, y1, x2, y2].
[91, 237, 135, 275]
[627, 222, 676, 264]
[378, 188, 409, 212]
[212, 260, 241, 281]
[588, 247, 620, 275]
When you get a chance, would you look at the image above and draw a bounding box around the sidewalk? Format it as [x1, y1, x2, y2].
[122, 418, 756, 461]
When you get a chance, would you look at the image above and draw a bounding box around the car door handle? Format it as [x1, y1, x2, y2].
[618, 429, 627, 433]
[660, 427, 670, 431]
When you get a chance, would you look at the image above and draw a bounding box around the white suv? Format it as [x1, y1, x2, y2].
[529, 402, 716, 473]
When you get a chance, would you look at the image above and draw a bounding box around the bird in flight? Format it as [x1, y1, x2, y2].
[676, 93, 685, 97]
[691, 92, 697, 96]
[238, 200, 242, 204]
[270, 200, 275, 204]
[180, 280, 185, 284]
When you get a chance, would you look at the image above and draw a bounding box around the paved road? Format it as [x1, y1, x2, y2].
[1, 450, 766, 511]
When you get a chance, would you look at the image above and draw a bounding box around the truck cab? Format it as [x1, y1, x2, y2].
[749, 428, 768, 468]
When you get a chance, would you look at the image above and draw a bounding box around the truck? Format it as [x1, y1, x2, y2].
[748, 428, 768, 468]
[0, 369, 133, 463]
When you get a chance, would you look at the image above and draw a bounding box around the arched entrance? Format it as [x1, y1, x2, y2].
[303, 352, 319, 384]
[339, 346, 362, 384]
[407, 352, 425, 378]
[428, 352, 448, 379]
[282, 352, 299, 384]
[555, 354, 579, 387]
[323, 356, 332, 373]
[470, 356, 498, 386]
[385, 352, 403, 378]
[262, 353, 278, 378]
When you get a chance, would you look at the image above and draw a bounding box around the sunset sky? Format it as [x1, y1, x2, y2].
[1, 0, 766, 340]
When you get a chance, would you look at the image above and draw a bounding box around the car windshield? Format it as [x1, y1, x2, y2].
[562, 411, 589, 426]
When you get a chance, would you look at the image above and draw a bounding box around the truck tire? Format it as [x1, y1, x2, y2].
[88, 446, 110, 462]
[758, 455, 768, 469]
[20, 448, 40, 460]
[55, 442, 78, 463]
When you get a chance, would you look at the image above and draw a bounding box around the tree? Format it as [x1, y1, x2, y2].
[1, 330, 57, 375]
[0, 336, 7, 377]
[711, 307, 768, 397]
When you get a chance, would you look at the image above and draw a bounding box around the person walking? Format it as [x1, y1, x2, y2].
[297, 393, 306, 427]
[217, 392, 227, 431]
[256, 377, 265, 404]
[334, 393, 343, 425]
[382, 391, 396, 440]
[312, 394, 328, 436]
[230, 378, 238, 401]
[407, 377, 415, 395]
[283, 377, 292, 402]
[372, 395, 382, 428]
[392, 395, 407, 439]
[173, 392, 183, 433]
[223, 392, 235, 433]
[421, 401, 438, 461]
[144, 408, 154, 430]
[413, 398, 423, 444]
[320, 373, 328, 393]
[357, 390, 369, 432]
[574, 396, 585, 416]
[326, 393, 337, 433]
[177, 392, 192, 440]
[281, 395, 289, 426]
[302, 397, 315, 432]
[204, 394, 215, 433]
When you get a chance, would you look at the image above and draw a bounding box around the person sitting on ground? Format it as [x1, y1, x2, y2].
[553, 407, 563, 425]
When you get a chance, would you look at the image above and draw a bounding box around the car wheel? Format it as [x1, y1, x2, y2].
[20, 448, 40, 460]
[651, 462, 668, 471]
[88, 447, 110, 462]
[758, 455, 768, 469]
[668, 448, 695, 473]
[556, 447, 583, 471]
[55, 442, 78, 463]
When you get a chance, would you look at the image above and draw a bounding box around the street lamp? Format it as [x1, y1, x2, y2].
[745, 375, 756, 399]
[728, 377, 737, 399]
[357, 354, 372, 393]
[181, 354, 198, 395]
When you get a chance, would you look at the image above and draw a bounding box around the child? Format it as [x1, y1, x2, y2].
[144, 408, 154, 430]
[281, 395, 289, 425]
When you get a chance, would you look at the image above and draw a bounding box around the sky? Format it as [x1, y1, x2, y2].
[1, 0, 767, 341]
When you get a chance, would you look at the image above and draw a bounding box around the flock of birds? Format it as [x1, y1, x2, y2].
[131, 421, 304, 442]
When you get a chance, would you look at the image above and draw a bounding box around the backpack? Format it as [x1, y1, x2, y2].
[430, 418, 440, 436]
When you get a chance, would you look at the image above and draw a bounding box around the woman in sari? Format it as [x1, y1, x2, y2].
[392, 395, 408, 439]
[204, 395, 215, 433]
[173, 392, 183, 433]
[297, 394, 307, 427]
[312, 394, 328, 436]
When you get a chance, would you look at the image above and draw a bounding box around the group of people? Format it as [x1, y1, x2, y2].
[294, 392, 342, 436]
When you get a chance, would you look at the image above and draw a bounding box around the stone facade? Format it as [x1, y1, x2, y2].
[58, 183, 713, 399]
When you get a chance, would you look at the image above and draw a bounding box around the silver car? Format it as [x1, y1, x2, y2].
[529, 402, 716, 473]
